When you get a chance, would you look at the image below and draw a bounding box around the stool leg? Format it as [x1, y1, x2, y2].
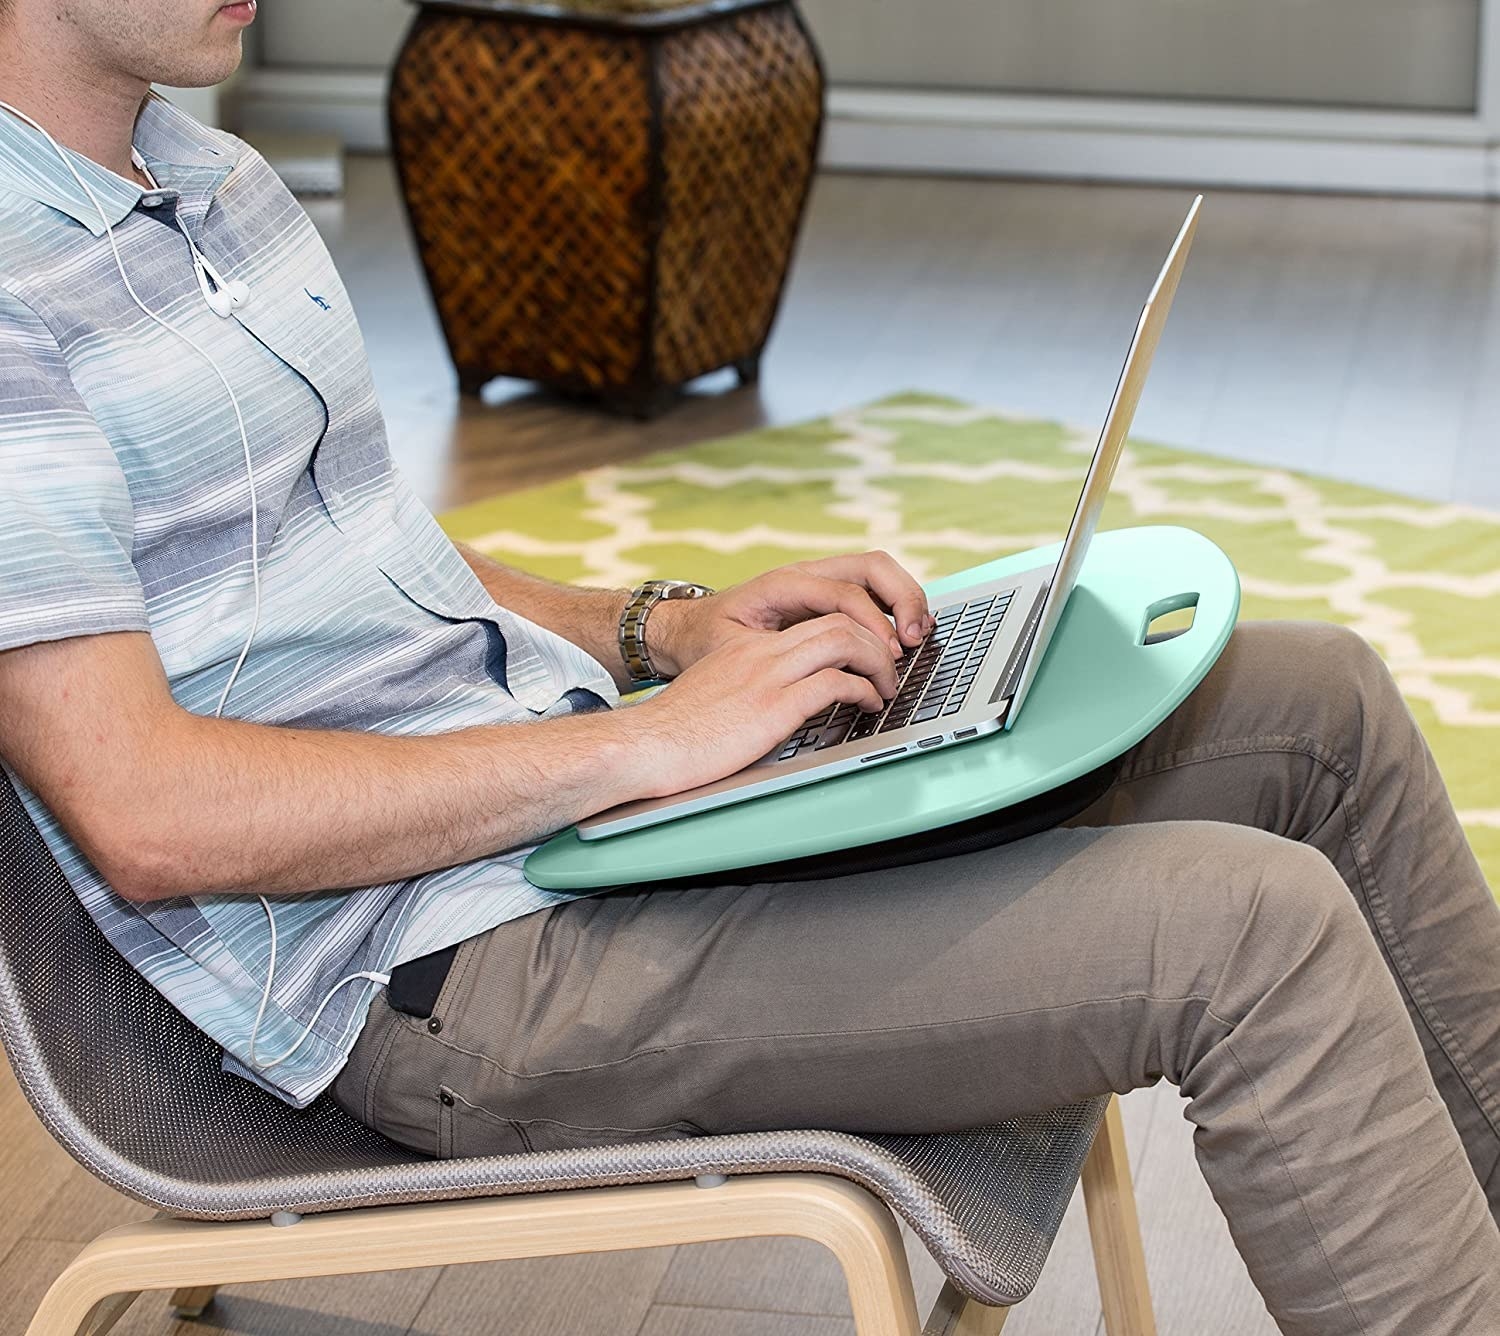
[169, 1286, 220, 1318]
[1081, 1095, 1156, 1336]
[612, 386, 677, 420]
[456, 368, 491, 397]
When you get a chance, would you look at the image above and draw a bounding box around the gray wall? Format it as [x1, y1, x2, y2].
[802, 0, 1481, 111]
[260, 0, 410, 69]
[258, 0, 1481, 112]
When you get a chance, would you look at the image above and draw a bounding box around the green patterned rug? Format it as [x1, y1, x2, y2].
[441, 393, 1500, 893]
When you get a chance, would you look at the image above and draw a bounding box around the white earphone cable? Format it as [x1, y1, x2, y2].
[1, 100, 388, 1075]
[0, 101, 262, 719]
[246, 895, 390, 1071]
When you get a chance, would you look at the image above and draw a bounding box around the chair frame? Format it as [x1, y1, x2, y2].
[25, 1095, 1151, 1336]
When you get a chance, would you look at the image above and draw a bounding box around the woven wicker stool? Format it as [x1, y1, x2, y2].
[388, 0, 825, 417]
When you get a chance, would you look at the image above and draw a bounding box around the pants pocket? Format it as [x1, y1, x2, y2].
[509, 1116, 706, 1154]
[438, 1087, 531, 1157]
[440, 1086, 701, 1158]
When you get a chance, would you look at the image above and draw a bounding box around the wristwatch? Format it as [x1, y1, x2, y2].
[618, 579, 714, 683]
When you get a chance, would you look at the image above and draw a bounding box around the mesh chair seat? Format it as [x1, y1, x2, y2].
[0, 774, 1103, 1308]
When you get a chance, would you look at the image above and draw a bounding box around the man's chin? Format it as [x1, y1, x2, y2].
[147, 42, 244, 93]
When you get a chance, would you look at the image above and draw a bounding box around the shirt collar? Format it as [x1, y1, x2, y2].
[0, 93, 240, 237]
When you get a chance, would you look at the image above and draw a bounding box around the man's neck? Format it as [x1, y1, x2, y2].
[0, 21, 148, 181]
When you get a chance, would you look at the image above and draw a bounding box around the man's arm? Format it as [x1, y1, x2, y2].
[457, 543, 633, 689]
[0, 614, 897, 905]
[0, 630, 642, 903]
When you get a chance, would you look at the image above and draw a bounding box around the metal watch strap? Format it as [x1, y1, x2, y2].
[618, 579, 714, 683]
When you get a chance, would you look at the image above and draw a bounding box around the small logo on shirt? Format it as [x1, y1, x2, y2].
[305, 289, 331, 311]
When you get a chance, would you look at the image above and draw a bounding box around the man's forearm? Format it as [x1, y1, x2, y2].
[100, 706, 642, 902]
[458, 544, 634, 688]
[0, 627, 647, 904]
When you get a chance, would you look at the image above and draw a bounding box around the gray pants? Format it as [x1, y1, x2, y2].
[335, 622, 1500, 1334]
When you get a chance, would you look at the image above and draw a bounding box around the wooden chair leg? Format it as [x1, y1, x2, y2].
[79, 1293, 139, 1336]
[1081, 1095, 1156, 1336]
[922, 1280, 1009, 1335]
[827, 1197, 922, 1336]
[25, 1175, 921, 1336]
[25, 1286, 138, 1336]
[168, 1286, 219, 1318]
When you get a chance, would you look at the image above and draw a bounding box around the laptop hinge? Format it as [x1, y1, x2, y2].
[990, 582, 1049, 705]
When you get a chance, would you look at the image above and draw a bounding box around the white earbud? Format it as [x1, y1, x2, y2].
[200, 276, 234, 319]
[190, 240, 251, 318]
[131, 142, 251, 319]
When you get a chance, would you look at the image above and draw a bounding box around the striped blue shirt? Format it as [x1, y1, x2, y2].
[0, 96, 620, 1107]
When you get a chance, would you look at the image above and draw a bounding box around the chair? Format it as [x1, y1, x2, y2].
[0, 772, 1155, 1336]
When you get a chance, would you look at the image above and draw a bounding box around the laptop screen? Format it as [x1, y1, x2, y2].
[1002, 195, 1202, 728]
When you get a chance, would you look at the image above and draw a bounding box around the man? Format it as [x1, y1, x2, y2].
[1, 2, 1497, 1331]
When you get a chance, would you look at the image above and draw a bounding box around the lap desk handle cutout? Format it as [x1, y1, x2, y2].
[526, 523, 1241, 890]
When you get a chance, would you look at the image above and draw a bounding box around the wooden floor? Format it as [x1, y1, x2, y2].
[7, 157, 1500, 1335]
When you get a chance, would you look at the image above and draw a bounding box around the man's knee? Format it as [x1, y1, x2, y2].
[1224, 620, 1410, 791]
[1292, 620, 1396, 694]
[1250, 828, 1356, 928]
[1159, 827, 1382, 1087]
[1210, 827, 1374, 1013]
[1107, 825, 1364, 1088]
[1254, 621, 1408, 767]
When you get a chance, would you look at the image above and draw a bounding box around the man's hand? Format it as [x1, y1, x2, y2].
[648, 551, 935, 678]
[629, 612, 903, 797]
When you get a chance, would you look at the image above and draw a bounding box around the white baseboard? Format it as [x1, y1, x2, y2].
[235, 67, 1500, 197]
[237, 69, 390, 152]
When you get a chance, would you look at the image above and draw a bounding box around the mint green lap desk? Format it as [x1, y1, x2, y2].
[525, 524, 1240, 890]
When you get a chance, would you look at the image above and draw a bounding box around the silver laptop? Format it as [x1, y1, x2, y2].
[578, 195, 1203, 841]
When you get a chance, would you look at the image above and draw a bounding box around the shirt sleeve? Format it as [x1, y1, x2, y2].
[0, 289, 149, 653]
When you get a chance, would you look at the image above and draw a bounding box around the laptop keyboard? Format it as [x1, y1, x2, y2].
[774, 590, 1015, 763]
